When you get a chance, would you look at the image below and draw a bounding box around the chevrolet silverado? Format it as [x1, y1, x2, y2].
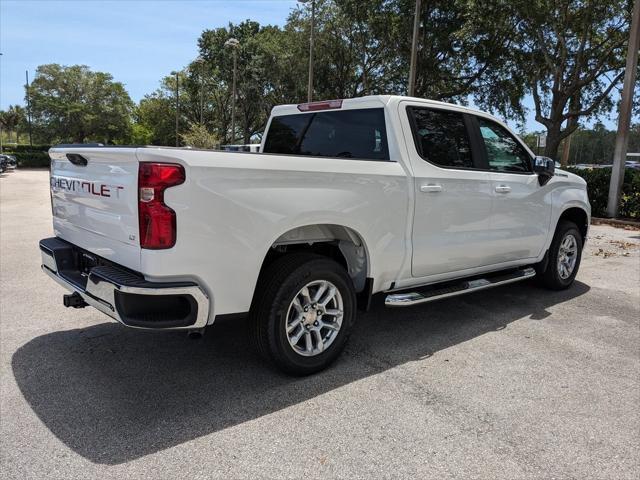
[40, 95, 590, 374]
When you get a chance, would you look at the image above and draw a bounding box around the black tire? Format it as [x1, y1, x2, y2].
[249, 252, 357, 375]
[537, 220, 583, 290]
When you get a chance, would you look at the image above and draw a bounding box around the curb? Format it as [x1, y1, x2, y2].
[592, 217, 640, 229]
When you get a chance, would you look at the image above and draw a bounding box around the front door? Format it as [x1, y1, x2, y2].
[474, 116, 551, 262]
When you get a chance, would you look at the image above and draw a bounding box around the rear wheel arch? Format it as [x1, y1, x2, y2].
[257, 224, 370, 293]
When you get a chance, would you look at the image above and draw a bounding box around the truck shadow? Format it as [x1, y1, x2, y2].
[12, 281, 589, 465]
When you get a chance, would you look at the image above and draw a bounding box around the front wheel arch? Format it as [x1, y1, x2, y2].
[558, 207, 589, 242]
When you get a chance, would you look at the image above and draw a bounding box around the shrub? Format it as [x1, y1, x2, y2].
[13, 151, 50, 168]
[567, 167, 640, 219]
[181, 123, 219, 149]
[4, 144, 51, 153]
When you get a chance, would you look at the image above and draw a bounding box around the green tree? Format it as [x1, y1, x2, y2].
[288, 1, 525, 118]
[181, 122, 220, 149]
[194, 20, 293, 144]
[0, 105, 26, 144]
[409, 0, 524, 117]
[285, 0, 405, 99]
[513, 0, 633, 161]
[136, 74, 182, 146]
[29, 64, 134, 144]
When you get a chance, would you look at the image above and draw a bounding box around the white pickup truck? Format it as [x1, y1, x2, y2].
[41, 95, 590, 374]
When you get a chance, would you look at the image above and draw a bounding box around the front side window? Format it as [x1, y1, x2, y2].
[263, 108, 389, 161]
[407, 107, 473, 169]
[477, 118, 532, 173]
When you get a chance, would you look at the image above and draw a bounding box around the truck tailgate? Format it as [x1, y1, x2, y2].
[49, 147, 141, 270]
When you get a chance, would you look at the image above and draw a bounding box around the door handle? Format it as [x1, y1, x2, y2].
[420, 184, 443, 193]
[495, 185, 511, 194]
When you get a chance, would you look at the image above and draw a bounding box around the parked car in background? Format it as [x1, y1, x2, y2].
[40, 95, 590, 375]
[0, 155, 11, 172]
[3, 154, 17, 168]
[625, 160, 640, 170]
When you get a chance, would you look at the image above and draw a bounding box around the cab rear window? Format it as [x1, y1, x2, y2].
[263, 108, 390, 161]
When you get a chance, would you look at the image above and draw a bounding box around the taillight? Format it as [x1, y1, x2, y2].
[138, 162, 185, 249]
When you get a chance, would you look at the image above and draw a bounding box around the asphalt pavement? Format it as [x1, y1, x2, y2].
[1, 169, 639, 479]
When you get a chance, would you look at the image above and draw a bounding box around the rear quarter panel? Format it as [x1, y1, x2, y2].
[136, 148, 411, 318]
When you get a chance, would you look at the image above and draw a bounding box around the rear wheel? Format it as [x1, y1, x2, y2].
[537, 220, 583, 290]
[249, 253, 356, 375]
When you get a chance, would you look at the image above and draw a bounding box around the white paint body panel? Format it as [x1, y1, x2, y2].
[49, 148, 141, 271]
[47, 95, 590, 322]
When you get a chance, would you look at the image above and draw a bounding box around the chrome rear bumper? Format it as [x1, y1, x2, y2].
[40, 237, 209, 330]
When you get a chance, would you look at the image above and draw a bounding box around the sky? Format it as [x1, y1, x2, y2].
[0, 0, 622, 133]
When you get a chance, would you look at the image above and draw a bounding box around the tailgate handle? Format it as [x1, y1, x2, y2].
[66, 153, 88, 166]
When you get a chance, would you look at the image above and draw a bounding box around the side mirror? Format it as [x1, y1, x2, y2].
[534, 156, 555, 185]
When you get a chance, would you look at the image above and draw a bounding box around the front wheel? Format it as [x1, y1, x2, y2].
[536, 220, 583, 290]
[249, 253, 356, 375]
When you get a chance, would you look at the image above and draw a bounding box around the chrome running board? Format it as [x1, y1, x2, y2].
[385, 267, 536, 307]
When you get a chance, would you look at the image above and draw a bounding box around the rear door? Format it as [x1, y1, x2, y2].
[399, 102, 494, 278]
[473, 116, 551, 262]
[49, 147, 141, 270]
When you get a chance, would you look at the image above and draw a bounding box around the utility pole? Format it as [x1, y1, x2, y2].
[224, 38, 240, 143]
[25, 70, 33, 147]
[408, 0, 421, 96]
[607, 0, 640, 218]
[175, 71, 179, 147]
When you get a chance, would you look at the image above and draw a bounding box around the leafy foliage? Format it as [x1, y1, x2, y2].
[28, 64, 134, 144]
[0, 105, 27, 144]
[568, 167, 640, 218]
[9, 0, 636, 160]
[512, 0, 633, 161]
[135, 74, 185, 146]
[522, 123, 640, 165]
[13, 151, 50, 168]
[181, 123, 220, 149]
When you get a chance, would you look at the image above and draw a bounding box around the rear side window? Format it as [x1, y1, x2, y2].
[477, 118, 532, 173]
[407, 107, 473, 169]
[263, 108, 389, 160]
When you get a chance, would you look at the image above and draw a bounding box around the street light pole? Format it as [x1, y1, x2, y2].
[408, 0, 421, 97]
[308, 0, 315, 102]
[232, 49, 237, 142]
[25, 70, 33, 147]
[224, 38, 240, 143]
[175, 71, 180, 147]
[607, 0, 640, 218]
[299, 0, 315, 102]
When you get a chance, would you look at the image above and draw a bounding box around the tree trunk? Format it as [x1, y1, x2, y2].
[560, 133, 573, 168]
[544, 126, 563, 160]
